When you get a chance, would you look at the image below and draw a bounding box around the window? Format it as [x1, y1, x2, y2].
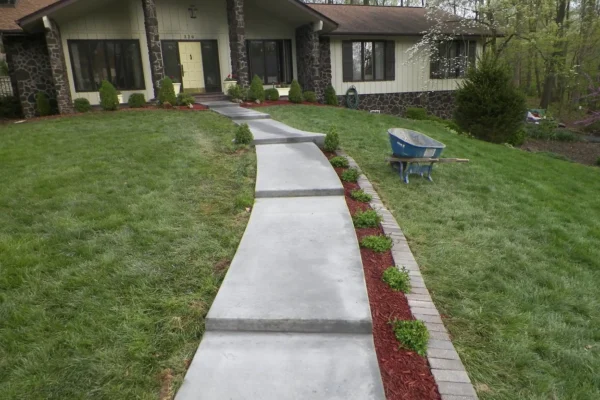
[246, 40, 293, 84]
[0, 0, 17, 6]
[430, 40, 477, 79]
[343, 41, 395, 82]
[68, 40, 145, 92]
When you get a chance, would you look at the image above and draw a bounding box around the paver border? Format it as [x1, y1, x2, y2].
[336, 150, 479, 400]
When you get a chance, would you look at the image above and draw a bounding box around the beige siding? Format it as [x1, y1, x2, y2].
[329, 37, 481, 96]
[59, 0, 153, 105]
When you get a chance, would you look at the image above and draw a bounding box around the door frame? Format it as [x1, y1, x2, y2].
[160, 39, 222, 93]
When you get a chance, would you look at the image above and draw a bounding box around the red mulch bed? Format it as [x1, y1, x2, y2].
[241, 99, 335, 108]
[327, 152, 441, 400]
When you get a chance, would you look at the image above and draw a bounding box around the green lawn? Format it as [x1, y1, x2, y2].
[0, 110, 255, 399]
[263, 105, 600, 400]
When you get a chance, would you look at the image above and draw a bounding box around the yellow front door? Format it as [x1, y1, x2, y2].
[178, 42, 205, 93]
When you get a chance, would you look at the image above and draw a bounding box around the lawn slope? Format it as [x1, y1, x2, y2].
[264, 105, 600, 400]
[0, 111, 255, 399]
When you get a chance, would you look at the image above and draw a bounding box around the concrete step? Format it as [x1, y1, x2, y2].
[206, 196, 371, 334]
[255, 143, 343, 198]
[193, 93, 228, 102]
[175, 331, 386, 400]
[199, 100, 239, 109]
[212, 106, 271, 120]
[233, 119, 326, 147]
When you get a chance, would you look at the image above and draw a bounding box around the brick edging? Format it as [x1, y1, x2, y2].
[337, 150, 479, 400]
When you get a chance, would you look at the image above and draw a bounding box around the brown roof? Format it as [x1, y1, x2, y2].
[0, 0, 58, 32]
[308, 4, 489, 36]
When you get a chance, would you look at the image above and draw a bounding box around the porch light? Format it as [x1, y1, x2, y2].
[188, 5, 197, 19]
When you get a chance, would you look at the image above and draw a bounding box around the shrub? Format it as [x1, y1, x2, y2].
[247, 75, 265, 102]
[454, 53, 526, 144]
[360, 235, 393, 253]
[288, 79, 303, 103]
[350, 189, 372, 203]
[265, 88, 279, 101]
[341, 168, 360, 182]
[352, 210, 382, 228]
[73, 97, 91, 113]
[405, 107, 428, 120]
[390, 319, 429, 356]
[0, 96, 22, 118]
[235, 123, 254, 145]
[303, 91, 317, 103]
[35, 92, 51, 116]
[177, 93, 195, 106]
[99, 80, 119, 111]
[324, 84, 338, 106]
[158, 77, 177, 105]
[583, 120, 600, 135]
[508, 128, 526, 146]
[0, 60, 8, 76]
[596, 157, 600, 166]
[324, 126, 340, 152]
[128, 93, 146, 108]
[227, 84, 243, 100]
[554, 129, 578, 142]
[382, 266, 411, 293]
[329, 156, 349, 168]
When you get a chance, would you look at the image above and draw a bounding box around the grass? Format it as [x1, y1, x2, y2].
[263, 105, 600, 400]
[0, 110, 255, 399]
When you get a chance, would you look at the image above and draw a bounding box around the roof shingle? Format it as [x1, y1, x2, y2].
[0, 0, 58, 32]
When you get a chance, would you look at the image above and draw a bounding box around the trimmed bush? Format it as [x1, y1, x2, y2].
[329, 156, 349, 168]
[158, 77, 177, 105]
[36, 92, 51, 116]
[235, 123, 254, 145]
[405, 107, 428, 120]
[324, 126, 340, 152]
[390, 319, 429, 356]
[99, 80, 119, 111]
[360, 235, 393, 253]
[177, 93, 195, 106]
[382, 266, 411, 293]
[128, 93, 146, 108]
[73, 97, 92, 113]
[247, 75, 265, 102]
[227, 84, 243, 101]
[350, 189, 372, 203]
[303, 91, 317, 103]
[0, 96, 22, 118]
[352, 210, 382, 228]
[288, 79, 303, 103]
[341, 167, 360, 183]
[324, 84, 338, 106]
[508, 128, 526, 146]
[265, 88, 280, 101]
[454, 53, 526, 144]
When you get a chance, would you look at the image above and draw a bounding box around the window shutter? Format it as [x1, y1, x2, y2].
[385, 41, 395, 80]
[342, 41, 353, 82]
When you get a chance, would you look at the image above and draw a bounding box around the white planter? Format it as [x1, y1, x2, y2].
[117, 94, 123, 104]
[222, 80, 237, 94]
[276, 87, 290, 97]
[173, 83, 182, 94]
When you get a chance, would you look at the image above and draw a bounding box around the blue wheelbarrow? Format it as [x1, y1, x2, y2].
[386, 128, 469, 183]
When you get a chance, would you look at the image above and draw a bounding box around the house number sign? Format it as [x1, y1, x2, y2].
[183, 34, 195, 39]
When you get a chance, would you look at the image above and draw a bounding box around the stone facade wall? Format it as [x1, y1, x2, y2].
[45, 20, 74, 114]
[226, 0, 248, 87]
[338, 91, 456, 119]
[4, 34, 56, 118]
[295, 24, 322, 99]
[141, 0, 164, 98]
[318, 36, 331, 101]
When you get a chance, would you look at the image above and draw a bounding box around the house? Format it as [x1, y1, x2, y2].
[0, 0, 487, 119]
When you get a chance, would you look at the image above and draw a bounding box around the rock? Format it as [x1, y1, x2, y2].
[255, 99, 261, 105]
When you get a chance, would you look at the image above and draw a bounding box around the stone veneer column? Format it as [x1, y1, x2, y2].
[318, 36, 331, 102]
[226, 0, 248, 87]
[45, 19, 74, 114]
[295, 24, 321, 99]
[141, 0, 164, 98]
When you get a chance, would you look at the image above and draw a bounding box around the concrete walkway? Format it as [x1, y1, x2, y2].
[176, 103, 385, 399]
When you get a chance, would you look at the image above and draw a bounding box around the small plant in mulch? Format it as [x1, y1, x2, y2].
[158, 77, 177, 105]
[324, 84, 338, 106]
[128, 93, 146, 108]
[288, 79, 303, 103]
[352, 210, 382, 228]
[390, 319, 429, 356]
[382, 266, 411, 293]
[247, 75, 265, 102]
[73, 97, 91, 113]
[265, 88, 279, 101]
[341, 168, 360, 182]
[303, 90, 317, 103]
[235, 123, 254, 145]
[329, 156, 349, 168]
[99, 80, 119, 111]
[324, 125, 340, 152]
[360, 235, 393, 253]
[351, 189, 372, 203]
